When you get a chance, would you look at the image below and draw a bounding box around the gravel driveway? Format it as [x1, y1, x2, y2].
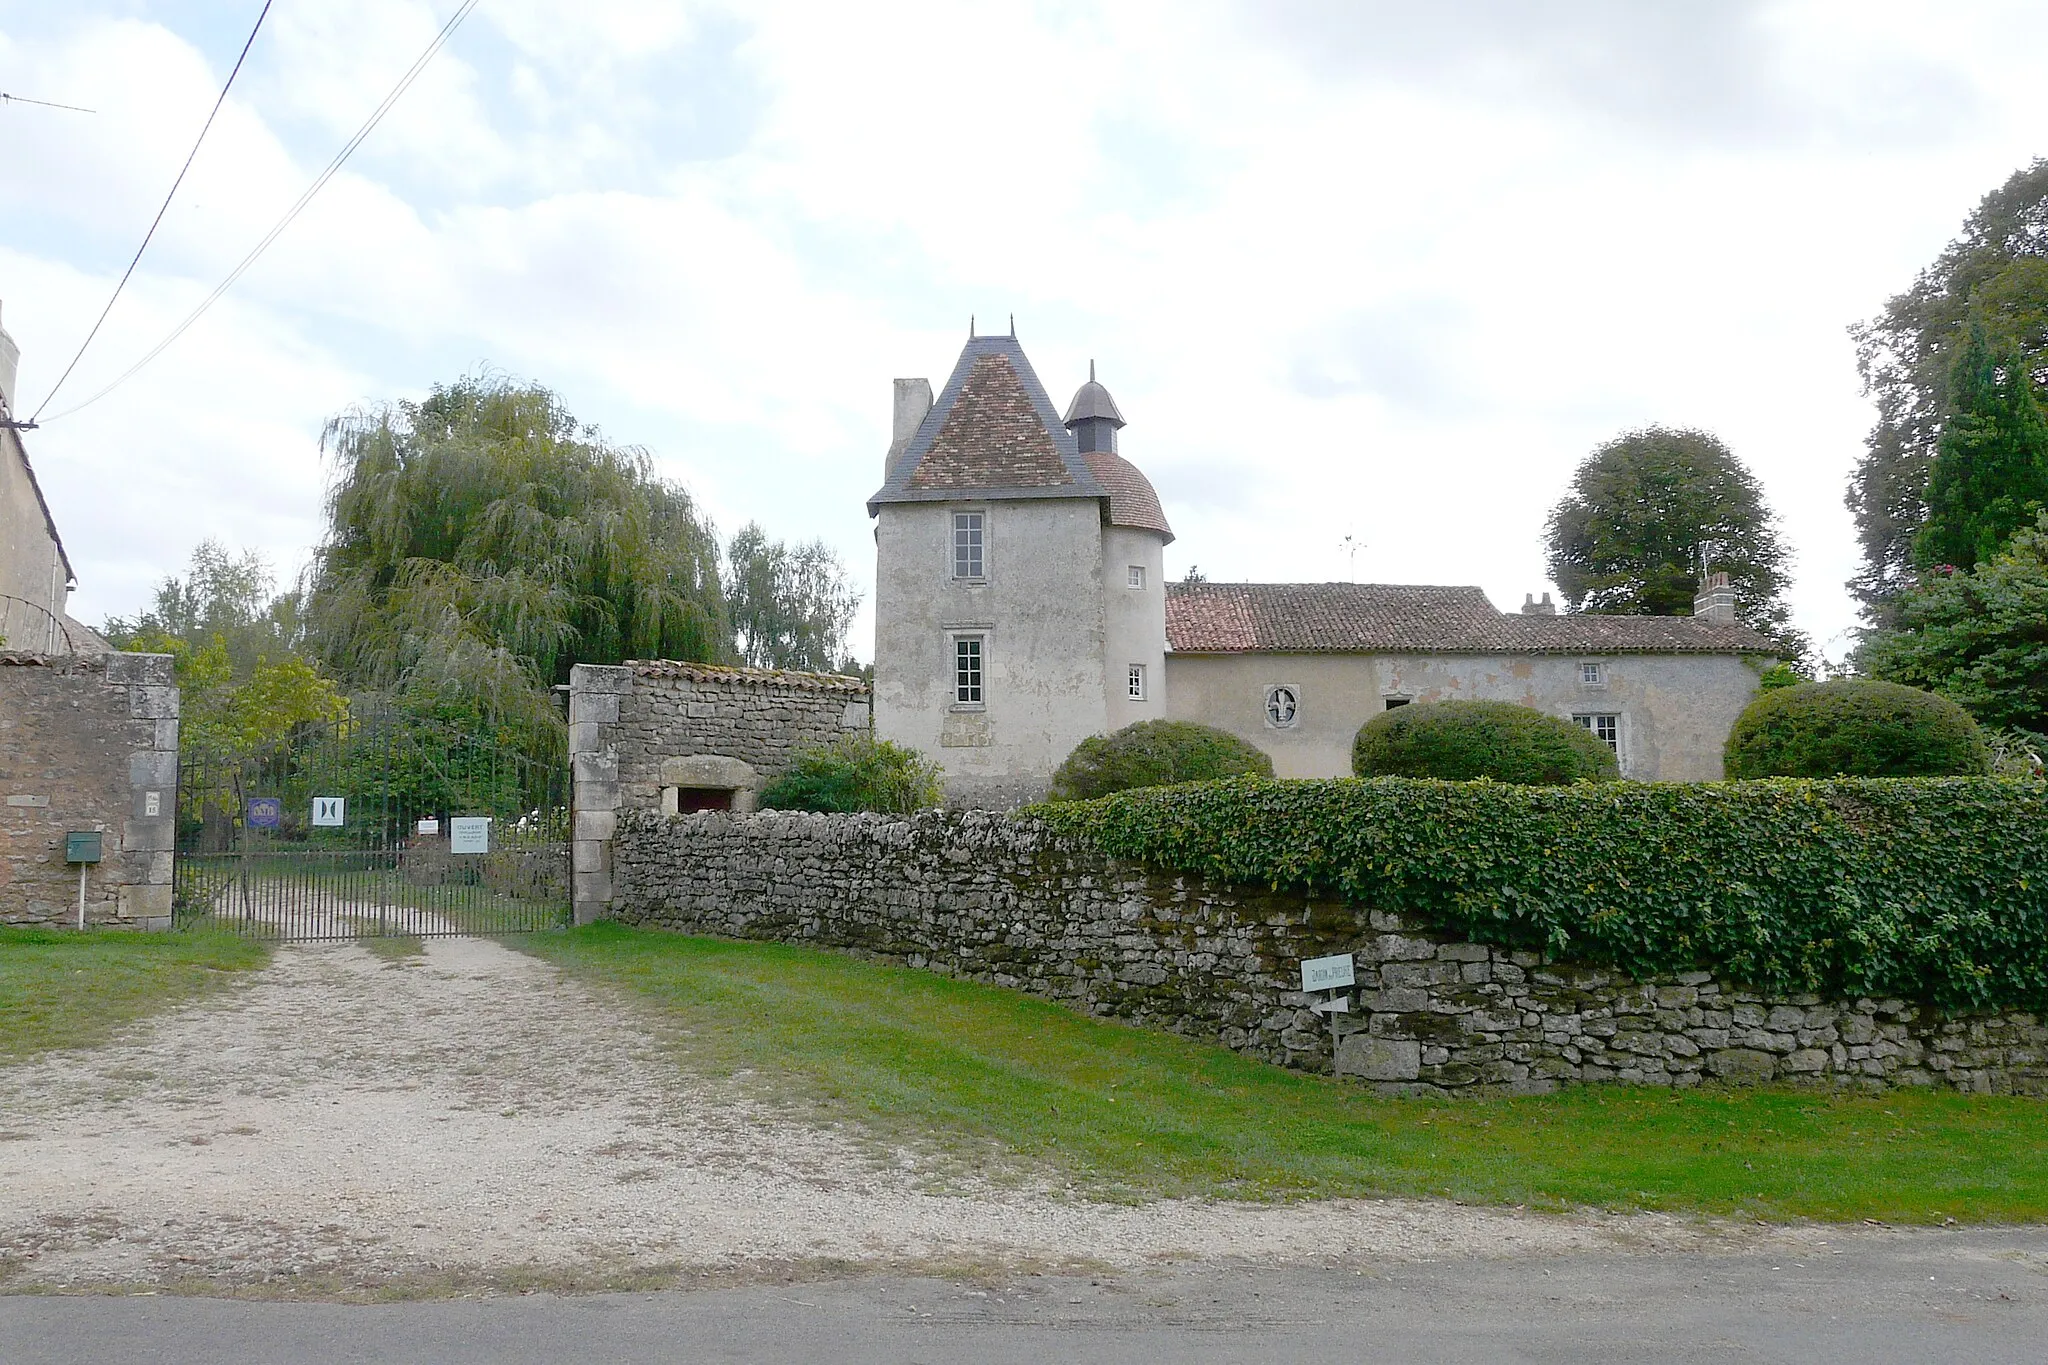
[0, 936, 1835, 1294]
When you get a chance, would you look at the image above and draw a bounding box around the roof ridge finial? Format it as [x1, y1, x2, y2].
[1008, 313, 1015, 338]
[1089, 358, 1096, 382]
[969, 314, 975, 339]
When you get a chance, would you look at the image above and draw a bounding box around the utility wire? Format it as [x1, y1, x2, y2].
[1, 92, 96, 113]
[30, 2, 272, 422]
[39, 0, 485, 425]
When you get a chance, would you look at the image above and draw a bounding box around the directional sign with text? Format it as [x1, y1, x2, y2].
[1300, 952, 1356, 993]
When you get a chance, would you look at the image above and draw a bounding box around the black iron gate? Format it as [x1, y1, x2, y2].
[173, 702, 569, 941]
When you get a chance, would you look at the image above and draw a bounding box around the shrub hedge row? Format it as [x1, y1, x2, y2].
[1034, 777, 2048, 1012]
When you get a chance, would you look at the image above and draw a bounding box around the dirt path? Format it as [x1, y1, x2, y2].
[0, 937, 1822, 1293]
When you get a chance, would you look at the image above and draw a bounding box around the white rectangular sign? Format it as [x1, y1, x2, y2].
[1301, 953, 1356, 993]
[416, 818, 440, 836]
[450, 817, 491, 854]
[311, 796, 346, 827]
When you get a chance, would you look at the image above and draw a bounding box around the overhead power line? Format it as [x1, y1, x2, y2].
[38, 0, 486, 425]
[30, 2, 273, 422]
[1, 92, 97, 114]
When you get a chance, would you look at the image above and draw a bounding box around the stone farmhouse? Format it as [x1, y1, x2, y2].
[869, 332, 1779, 806]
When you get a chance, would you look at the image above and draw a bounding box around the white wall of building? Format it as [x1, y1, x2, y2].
[874, 498, 1110, 805]
[0, 428, 71, 654]
[1164, 650, 1765, 781]
[1100, 524, 1166, 727]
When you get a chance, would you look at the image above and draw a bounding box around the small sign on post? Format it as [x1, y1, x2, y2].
[450, 817, 491, 854]
[1301, 953, 1356, 994]
[311, 796, 346, 827]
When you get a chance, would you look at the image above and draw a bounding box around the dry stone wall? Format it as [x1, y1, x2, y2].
[1, 652, 178, 929]
[570, 660, 870, 923]
[611, 806, 2048, 1097]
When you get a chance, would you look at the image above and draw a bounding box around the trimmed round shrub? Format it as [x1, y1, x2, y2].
[758, 734, 944, 813]
[1351, 700, 1620, 784]
[1049, 720, 1274, 801]
[1723, 679, 1991, 778]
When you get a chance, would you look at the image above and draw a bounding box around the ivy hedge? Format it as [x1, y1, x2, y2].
[1033, 777, 2048, 1013]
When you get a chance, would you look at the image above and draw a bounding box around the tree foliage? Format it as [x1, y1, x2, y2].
[1866, 512, 2048, 734]
[1048, 721, 1273, 802]
[1351, 700, 1618, 784]
[725, 522, 860, 673]
[1912, 323, 2048, 574]
[758, 734, 943, 814]
[1723, 679, 1989, 779]
[1037, 776, 2048, 1012]
[305, 376, 729, 737]
[1848, 159, 2048, 621]
[1544, 426, 1798, 648]
[104, 539, 303, 676]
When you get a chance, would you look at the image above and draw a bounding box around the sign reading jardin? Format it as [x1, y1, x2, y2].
[450, 817, 491, 854]
[1300, 953, 1355, 993]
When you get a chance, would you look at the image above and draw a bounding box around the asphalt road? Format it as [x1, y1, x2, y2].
[5, 1229, 2044, 1364]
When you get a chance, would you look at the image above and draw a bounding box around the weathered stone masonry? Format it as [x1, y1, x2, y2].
[1, 652, 179, 929]
[612, 807, 2048, 1097]
[570, 660, 870, 924]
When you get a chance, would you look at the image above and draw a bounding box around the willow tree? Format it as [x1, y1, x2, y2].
[305, 376, 730, 739]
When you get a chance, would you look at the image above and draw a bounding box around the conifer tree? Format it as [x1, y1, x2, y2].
[1913, 323, 2048, 573]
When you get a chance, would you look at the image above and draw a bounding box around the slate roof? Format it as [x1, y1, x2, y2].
[870, 335, 1105, 512]
[1164, 582, 1780, 656]
[1084, 450, 1174, 542]
[627, 660, 869, 694]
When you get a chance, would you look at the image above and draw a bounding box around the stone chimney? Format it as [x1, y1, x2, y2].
[1520, 592, 1556, 615]
[886, 378, 933, 477]
[0, 300, 20, 415]
[1693, 571, 1737, 624]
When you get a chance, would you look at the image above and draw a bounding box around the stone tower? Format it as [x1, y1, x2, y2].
[868, 335, 1172, 806]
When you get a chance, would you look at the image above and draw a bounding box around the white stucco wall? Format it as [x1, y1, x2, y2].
[1163, 650, 1767, 781]
[874, 498, 1109, 805]
[1100, 525, 1166, 726]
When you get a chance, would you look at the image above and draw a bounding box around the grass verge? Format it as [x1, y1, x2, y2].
[0, 926, 270, 1062]
[525, 922, 2048, 1224]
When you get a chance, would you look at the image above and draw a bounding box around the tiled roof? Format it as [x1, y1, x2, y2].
[627, 660, 869, 693]
[870, 335, 1104, 512]
[1084, 451, 1174, 543]
[1164, 582, 1780, 655]
[907, 353, 1073, 491]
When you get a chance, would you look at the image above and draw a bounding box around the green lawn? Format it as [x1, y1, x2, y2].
[0, 926, 270, 1061]
[526, 922, 2048, 1224]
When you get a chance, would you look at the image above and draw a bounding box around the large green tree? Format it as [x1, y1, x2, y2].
[1912, 323, 2048, 574]
[1848, 159, 2048, 622]
[724, 522, 860, 673]
[1545, 426, 1798, 646]
[1867, 511, 2048, 736]
[304, 376, 729, 734]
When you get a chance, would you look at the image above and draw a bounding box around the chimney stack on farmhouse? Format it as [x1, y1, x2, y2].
[0, 300, 20, 413]
[886, 378, 934, 477]
[1693, 571, 1737, 624]
[1520, 592, 1556, 615]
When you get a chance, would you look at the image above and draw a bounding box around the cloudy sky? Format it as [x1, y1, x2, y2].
[4, 0, 2046, 662]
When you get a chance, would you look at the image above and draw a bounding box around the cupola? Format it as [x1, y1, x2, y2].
[1062, 361, 1126, 454]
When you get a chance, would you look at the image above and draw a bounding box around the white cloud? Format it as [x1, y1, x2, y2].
[4, 0, 2047, 668]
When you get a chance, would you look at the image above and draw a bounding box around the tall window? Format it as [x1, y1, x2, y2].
[1127, 664, 1146, 700]
[1573, 713, 1620, 753]
[952, 512, 985, 579]
[1127, 565, 1145, 589]
[954, 636, 984, 705]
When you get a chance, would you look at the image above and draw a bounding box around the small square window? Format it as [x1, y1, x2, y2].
[1383, 697, 1411, 710]
[1573, 712, 1620, 752]
[1580, 660, 1606, 686]
[954, 637, 984, 705]
[952, 512, 985, 580]
[1127, 565, 1146, 589]
[1127, 664, 1146, 700]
